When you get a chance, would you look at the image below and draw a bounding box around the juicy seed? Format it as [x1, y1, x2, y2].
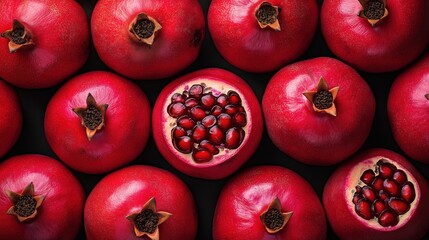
[371, 177, 384, 192]
[201, 115, 217, 128]
[393, 170, 408, 185]
[372, 199, 386, 217]
[208, 126, 225, 145]
[167, 102, 186, 118]
[171, 126, 187, 139]
[401, 182, 416, 203]
[224, 105, 238, 115]
[218, 113, 233, 130]
[387, 198, 410, 215]
[383, 179, 401, 197]
[211, 105, 223, 117]
[185, 98, 199, 109]
[353, 192, 363, 204]
[360, 169, 375, 185]
[225, 127, 245, 149]
[171, 93, 186, 103]
[189, 106, 206, 121]
[378, 210, 399, 227]
[355, 199, 373, 220]
[191, 124, 207, 143]
[377, 160, 397, 179]
[199, 140, 220, 155]
[173, 136, 193, 154]
[192, 148, 213, 163]
[216, 94, 228, 107]
[177, 116, 196, 130]
[362, 186, 376, 202]
[189, 84, 204, 99]
[201, 94, 216, 109]
[228, 91, 242, 105]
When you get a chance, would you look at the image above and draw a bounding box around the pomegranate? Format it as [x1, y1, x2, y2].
[207, 0, 318, 73]
[91, 0, 205, 80]
[388, 53, 429, 164]
[213, 165, 327, 239]
[0, 0, 89, 88]
[0, 154, 85, 239]
[321, 0, 429, 73]
[323, 148, 429, 240]
[84, 165, 197, 240]
[0, 79, 22, 159]
[44, 71, 151, 174]
[152, 68, 263, 179]
[262, 57, 375, 165]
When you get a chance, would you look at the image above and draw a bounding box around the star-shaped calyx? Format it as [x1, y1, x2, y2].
[126, 197, 172, 240]
[1, 19, 34, 53]
[260, 197, 293, 234]
[5, 182, 45, 222]
[129, 13, 162, 46]
[255, 2, 281, 31]
[303, 77, 340, 117]
[72, 93, 108, 141]
[358, 0, 388, 27]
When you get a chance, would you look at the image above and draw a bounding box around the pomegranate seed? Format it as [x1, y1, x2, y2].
[224, 105, 238, 115]
[227, 90, 241, 105]
[189, 84, 204, 99]
[225, 127, 244, 149]
[233, 112, 247, 127]
[185, 98, 199, 109]
[362, 186, 376, 202]
[355, 199, 373, 220]
[352, 192, 363, 204]
[378, 210, 399, 227]
[173, 136, 194, 154]
[237, 106, 245, 112]
[177, 116, 195, 130]
[387, 198, 410, 215]
[371, 177, 384, 192]
[189, 106, 206, 121]
[201, 93, 216, 109]
[208, 125, 225, 145]
[392, 170, 407, 185]
[216, 94, 228, 107]
[192, 148, 213, 163]
[383, 179, 401, 197]
[360, 169, 375, 185]
[401, 182, 416, 203]
[372, 199, 386, 217]
[379, 190, 388, 201]
[355, 185, 362, 193]
[199, 140, 220, 155]
[218, 113, 233, 130]
[171, 93, 186, 103]
[377, 160, 397, 179]
[167, 102, 186, 118]
[171, 126, 187, 139]
[191, 124, 207, 143]
[201, 115, 217, 128]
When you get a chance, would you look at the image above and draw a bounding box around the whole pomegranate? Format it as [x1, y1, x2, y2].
[0, 0, 89, 88]
[152, 68, 263, 179]
[44, 71, 151, 174]
[321, 0, 429, 73]
[388, 53, 429, 164]
[323, 148, 429, 240]
[0, 154, 85, 239]
[213, 165, 327, 239]
[91, 0, 205, 80]
[262, 57, 375, 165]
[0, 79, 22, 159]
[84, 165, 197, 240]
[208, 0, 318, 73]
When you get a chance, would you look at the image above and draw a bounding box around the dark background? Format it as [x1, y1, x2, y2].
[3, 0, 429, 239]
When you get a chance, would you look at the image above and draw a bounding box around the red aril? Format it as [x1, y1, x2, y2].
[213, 165, 327, 239]
[208, 0, 318, 73]
[152, 68, 263, 179]
[44, 71, 151, 174]
[91, 0, 205, 80]
[0, 0, 89, 88]
[388, 53, 429, 164]
[84, 165, 197, 240]
[323, 148, 429, 240]
[262, 57, 375, 165]
[0, 154, 85, 239]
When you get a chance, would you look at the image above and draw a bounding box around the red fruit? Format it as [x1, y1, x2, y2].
[0, 154, 85, 239]
[0, 0, 89, 88]
[323, 148, 429, 240]
[44, 71, 151, 174]
[0, 79, 21, 159]
[321, 0, 429, 73]
[388, 53, 429, 164]
[91, 0, 205, 80]
[152, 68, 263, 179]
[213, 165, 327, 239]
[262, 57, 375, 165]
[208, 0, 318, 73]
[84, 165, 197, 240]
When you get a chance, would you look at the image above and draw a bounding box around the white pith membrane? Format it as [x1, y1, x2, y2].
[161, 79, 251, 166]
[345, 157, 420, 230]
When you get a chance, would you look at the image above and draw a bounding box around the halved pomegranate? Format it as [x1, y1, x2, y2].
[323, 148, 429, 240]
[152, 68, 263, 179]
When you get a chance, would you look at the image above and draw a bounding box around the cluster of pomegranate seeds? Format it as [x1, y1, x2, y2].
[353, 160, 416, 227]
[167, 84, 247, 163]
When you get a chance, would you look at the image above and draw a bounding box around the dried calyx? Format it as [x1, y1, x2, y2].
[129, 13, 162, 46]
[259, 198, 293, 234]
[255, 2, 281, 31]
[1, 19, 34, 53]
[303, 77, 339, 117]
[126, 197, 171, 240]
[72, 93, 108, 141]
[5, 182, 45, 222]
[358, 0, 388, 26]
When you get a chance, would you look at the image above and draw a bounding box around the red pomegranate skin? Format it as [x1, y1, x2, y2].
[321, 0, 429, 73]
[0, 79, 22, 159]
[84, 165, 197, 240]
[323, 148, 429, 240]
[262, 57, 375, 166]
[44, 71, 151, 174]
[91, 0, 205, 80]
[0, 0, 89, 88]
[388, 53, 429, 164]
[213, 165, 327, 239]
[152, 68, 264, 179]
[0, 154, 85, 239]
[208, 0, 318, 73]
